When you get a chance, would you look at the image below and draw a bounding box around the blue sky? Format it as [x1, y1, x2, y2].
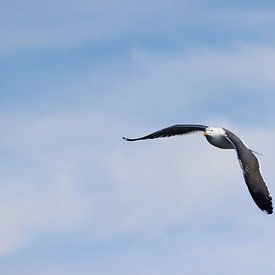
[1, 1, 275, 274]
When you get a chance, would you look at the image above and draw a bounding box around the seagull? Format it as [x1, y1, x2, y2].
[123, 124, 273, 214]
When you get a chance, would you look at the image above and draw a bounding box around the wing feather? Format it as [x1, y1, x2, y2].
[123, 124, 207, 141]
[224, 129, 273, 214]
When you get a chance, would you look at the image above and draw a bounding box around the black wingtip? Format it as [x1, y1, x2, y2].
[263, 207, 273, 214]
[265, 210, 273, 215]
[259, 195, 273, 214]
[122, 136, 141, 141]
[265, 200, 273, 215]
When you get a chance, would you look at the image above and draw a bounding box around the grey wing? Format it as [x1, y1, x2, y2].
[123, 124, 207, 141]
[224, 129, 273, 214]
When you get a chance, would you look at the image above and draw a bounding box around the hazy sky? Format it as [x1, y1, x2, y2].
[1, 1, 275, 274]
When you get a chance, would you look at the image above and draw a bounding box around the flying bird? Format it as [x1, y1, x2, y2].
[123, 124, 273, 214]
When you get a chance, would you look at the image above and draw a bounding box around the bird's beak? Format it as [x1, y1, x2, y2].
[203, 131, 208, 136]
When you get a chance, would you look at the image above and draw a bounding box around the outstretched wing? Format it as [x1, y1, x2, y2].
[123, 124, 207, 141]
[224, 129, 273, 214]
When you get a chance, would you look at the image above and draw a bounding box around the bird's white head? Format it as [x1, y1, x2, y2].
[203, 127, 225, 137]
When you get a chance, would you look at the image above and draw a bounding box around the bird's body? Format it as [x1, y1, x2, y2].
[204, 127, 234, 149]
[123, 124, 273, 214]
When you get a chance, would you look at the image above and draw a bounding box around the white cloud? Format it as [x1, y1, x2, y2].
[89, 44, 275, 126]
[2, 1, 275, 273]
[1, 41, 275, 255]
[0, 172, 82, 256]
[0, 111, 274, 257]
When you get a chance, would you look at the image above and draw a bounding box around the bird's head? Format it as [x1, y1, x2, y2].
[203, 127, 225, 137]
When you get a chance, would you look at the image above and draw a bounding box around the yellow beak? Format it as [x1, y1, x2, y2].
[203, 131, 208, 136]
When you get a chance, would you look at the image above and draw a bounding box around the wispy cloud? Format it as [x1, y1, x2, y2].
[2, 1, 275, 50]
[89, 44, 275, 126]
[1, 1, 275, 274]
[0, 111, 274, 260]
